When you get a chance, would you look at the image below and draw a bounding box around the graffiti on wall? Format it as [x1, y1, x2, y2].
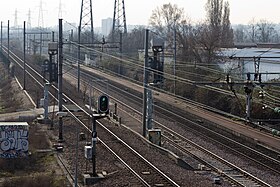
[0, 125, 29, 158]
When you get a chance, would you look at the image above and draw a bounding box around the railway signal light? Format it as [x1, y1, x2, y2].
[97, 95, 109, 114]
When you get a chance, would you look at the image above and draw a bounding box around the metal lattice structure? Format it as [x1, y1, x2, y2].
[79, 0, 94, 44]
[38, 0, 44, 28]
[27, 9, 31, 29]
[112, 0, 127, 38]
[13, 9, 18, 28]
[58, 0, 63, 19]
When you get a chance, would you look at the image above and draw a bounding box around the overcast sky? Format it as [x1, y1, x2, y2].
[0, 0, 280, 28]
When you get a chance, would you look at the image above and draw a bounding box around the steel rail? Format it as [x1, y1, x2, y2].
[1, 46, 179, 187]
[163, 134, 272, 187]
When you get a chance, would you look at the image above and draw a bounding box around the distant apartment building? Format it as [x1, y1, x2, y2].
[102, 18, 113, 36]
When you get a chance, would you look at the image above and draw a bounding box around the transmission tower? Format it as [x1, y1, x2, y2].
[112, 0, 127, 39]
[13, 9, 18, 28]
[38, 0, 44, 28]
[79, 0, 94, 44]
[58, 0, 63, 18]
[27, 9, 32, 29]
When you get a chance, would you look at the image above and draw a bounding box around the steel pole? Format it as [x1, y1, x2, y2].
[74, 119, 79, 187]
[23, 21, 26, 90]
[40, 32, 42, 57]
[173, 24, 177, 94]
[7, 20, 9, 63]
[89, 83, 92, 111]
[119, 32, 122, 75]
[44, 83, 50, 119]
[1, 21, 2, 52]
[142, 29, 149, 137]
[92, 116, 97, 176]
[58, 19, 64, 142]
[77, 26, 81, 92]
[246, 93, 252, 121]
[52, 31, 55, 42]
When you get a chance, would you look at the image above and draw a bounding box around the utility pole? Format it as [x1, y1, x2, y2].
[40, 32, 42, 57]
[0, 21, 2, 52]
[91, 116, 97, 176]
[58, 19, 64, 142]
[7, 20, 10, 63]
[146, 87, 153, 130]
[44, 83, 50, 119]
[77, 26, 81, 92]
[173, 21, 177, 94]
[142, 29, 149, 137]
[23, 21, 26, 90]
[119, 32, 122, 75]
[74, 119, 79, 187]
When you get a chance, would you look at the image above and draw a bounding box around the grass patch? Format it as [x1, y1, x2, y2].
[1, 173, 67, 187]
[0, 153, 42, 175]
[0, 153, 68, 187]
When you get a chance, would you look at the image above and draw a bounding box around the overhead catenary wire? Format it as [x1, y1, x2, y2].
[67, 41, 255, 102]
[61, 20, 280, 105]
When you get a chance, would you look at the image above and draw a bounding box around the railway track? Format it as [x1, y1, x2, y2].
[63, 58, 280, 162]
[2, 45, 280, 186]
[1, 46, 181, 186]
[109, 99, 280, 186]
[97, 120, 180, 187]
[60, 58, 280, 186]
[161, 125, 273, 187]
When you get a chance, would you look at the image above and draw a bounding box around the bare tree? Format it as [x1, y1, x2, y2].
[234, 25, 246, 43]
[149, 3, 196, 62]
[122, 26, 146, 56]
[256, 19, 275, 43]
[190, 0, 233, 64]
[190, 23, 220, 64]
[206, 0, 223, 33]
[221, 1, 234, 47]
[247, 18, 257, 43]
[149, 1, 233, 64]
[150, 4, 188, 48]
[150, 3, 184, 36]
[176, 19, 194, 60]
[205, 0, 233, 47]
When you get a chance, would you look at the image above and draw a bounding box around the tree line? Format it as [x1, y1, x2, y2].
[121, 0, 280, 64]
[121, 0, 234, 64]
[234, 19, 280, 43]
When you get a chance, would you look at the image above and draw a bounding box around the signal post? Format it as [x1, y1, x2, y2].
[84, 94, 109, 185]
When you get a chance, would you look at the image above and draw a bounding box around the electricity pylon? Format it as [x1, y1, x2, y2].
[79, 0, 94, 44]
[112, 0, 127, 41]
